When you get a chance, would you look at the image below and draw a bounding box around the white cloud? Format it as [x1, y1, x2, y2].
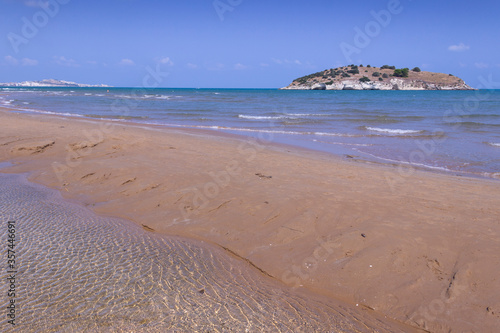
[4, 55, 19, 65]
[118, 58, 135, 66]
[474, 62, 489, 69]
[53, 56, 79, 67]
[233, 63, 247, 70]
[271, 58, 302, 65]
[186, 63, 198, 69]
[3, 56, 36, 66]
[86, 60, 98, 65]
[21, 58, 38, 66]
[448, 43, 470, 52]
[260, 63, 269, 67]
[155, 57, 173, 66]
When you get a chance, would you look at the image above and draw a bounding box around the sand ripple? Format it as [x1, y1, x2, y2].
[0, 173, 402, 332]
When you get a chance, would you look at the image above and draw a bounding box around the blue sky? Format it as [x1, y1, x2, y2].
[1, 0, 499, 88]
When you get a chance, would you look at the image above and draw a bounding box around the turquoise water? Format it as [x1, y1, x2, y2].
[1, 87, 500, 178]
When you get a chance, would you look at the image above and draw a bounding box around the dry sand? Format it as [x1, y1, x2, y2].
[1, 108, 499, 332]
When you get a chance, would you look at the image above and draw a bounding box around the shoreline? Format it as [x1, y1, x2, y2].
[1, 107, 500, 332]
[6, 104, 500, 184]
[3, 88, 500, 181]
[2, 172, 413, 332]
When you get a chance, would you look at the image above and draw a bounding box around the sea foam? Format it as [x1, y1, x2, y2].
[238, 115, 296, 120]
[365, 126, 423, 134]
[486, 142, 500, 147]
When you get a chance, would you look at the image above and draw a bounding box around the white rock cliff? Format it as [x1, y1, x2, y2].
[282, 78, 473, 91]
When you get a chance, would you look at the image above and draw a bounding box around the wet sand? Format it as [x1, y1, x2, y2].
[1, 108, 500, 332]
[0, 172, 410, 332]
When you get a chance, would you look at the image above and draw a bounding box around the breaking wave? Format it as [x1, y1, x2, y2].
[364, 126, 424, 135]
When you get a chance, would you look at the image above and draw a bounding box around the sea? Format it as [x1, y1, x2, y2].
[1, 87, 500, 178]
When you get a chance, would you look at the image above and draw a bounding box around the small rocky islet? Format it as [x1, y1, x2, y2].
[281, 64, 474, 90]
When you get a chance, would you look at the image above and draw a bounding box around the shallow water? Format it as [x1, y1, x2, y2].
[0, 173, 401, 332]
[1, 88, 499, 178]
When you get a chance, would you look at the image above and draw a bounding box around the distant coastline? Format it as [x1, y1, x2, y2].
[281, 65, 474, 90]
[0, 79, 111, 88]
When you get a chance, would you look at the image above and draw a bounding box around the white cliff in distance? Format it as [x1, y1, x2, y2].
[0, 79, 111, 88]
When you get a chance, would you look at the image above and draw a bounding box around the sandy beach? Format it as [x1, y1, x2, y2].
[1, 108, 500, 332]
